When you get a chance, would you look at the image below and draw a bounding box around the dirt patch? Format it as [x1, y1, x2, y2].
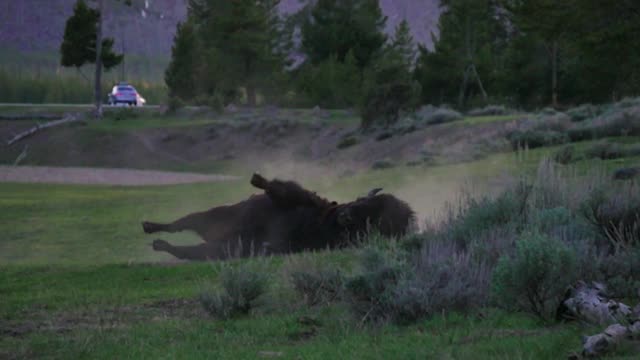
[0, 165, 239, 186]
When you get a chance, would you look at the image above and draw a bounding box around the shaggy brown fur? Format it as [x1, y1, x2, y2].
[142, 173, 415, 261]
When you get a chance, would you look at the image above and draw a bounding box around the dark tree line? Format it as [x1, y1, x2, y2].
[421, 0, 640, 108]
[165, 0, 640, 126]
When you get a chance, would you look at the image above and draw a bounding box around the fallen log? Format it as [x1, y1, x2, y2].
[7, 115, 85, 146]
[559, 281, 639, 358]
[0, 114, 63, 121]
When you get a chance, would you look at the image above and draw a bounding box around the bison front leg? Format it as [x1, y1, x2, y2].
[152, 239, 224, 261]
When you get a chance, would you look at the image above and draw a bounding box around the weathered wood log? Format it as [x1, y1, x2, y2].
[558, 281, 631, 324]
[0, 114, 63, 121]
[581, 322, 639, 358]
[6, 115, 85, 146]
[559, 281, 639, 358]
[13, 145, 28, 165]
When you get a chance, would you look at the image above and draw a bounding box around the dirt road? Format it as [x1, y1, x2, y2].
[0, 166, 239, 186]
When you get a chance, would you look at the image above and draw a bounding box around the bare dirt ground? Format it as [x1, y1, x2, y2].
[0, 165, 238, 186]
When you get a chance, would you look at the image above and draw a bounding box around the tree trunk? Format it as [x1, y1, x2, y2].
[244, 56, 256, 107]
[247, 84, 257, 107]
[94, 0, 104, 119]
[551, 41, 558, 108]
[458, 66, 470, 109]
[471, 63, 488, 103]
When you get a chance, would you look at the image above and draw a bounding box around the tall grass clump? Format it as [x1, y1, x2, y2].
[199, 263, 269, 319]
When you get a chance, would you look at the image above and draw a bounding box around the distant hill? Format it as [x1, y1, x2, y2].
[0, 0, 440, 59]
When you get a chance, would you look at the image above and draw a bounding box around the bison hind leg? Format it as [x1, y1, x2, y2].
[151, 239, 222, 261]
[142, 221, 166, 234]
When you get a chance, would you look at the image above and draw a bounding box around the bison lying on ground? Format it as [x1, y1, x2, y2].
[142, 174, 415, 261]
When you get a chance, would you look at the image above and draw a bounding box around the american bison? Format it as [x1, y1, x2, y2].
[142, 173, 415, 261]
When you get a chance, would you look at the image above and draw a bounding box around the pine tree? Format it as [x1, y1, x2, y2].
[60, 1, 123, 77]
[188, 0, 286, 106]
[165, 20, 199, 102]
[503, 0, 575, 107]
[360, 39, 421, 128]
[301, 0, 387, 69]
[390, 20, 416, 69]
[414, 0, 503, 107]
[568, 0, 640, 100]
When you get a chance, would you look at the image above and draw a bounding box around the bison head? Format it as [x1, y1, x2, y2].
[335, 188, 384, 228]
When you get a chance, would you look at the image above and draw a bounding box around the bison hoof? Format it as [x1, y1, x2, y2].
[142, 221, 159, 234]
[250, 173, 269, 189]
[152, 239, 171, 251]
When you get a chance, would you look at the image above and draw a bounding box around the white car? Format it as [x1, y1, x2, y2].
[108, 83, 145, 106]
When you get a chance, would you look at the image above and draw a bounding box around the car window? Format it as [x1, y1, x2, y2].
[117, 86, 135, 92]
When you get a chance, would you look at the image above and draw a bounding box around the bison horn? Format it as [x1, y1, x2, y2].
[367, 188, 383, 197]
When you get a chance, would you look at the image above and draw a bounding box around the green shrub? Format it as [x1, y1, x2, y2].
[585, 142, 625, 160]
[569, 110, 640, 141]
[540, 107, 557, 115]
[599, 247, 640, 299]
[508, 130, 569, 150]
[337, 136, 359, 149]
[441, 186, 529, 249]
[581, 187, 640, 252]
[423, 108, 463, 125]
[566, 104, 600, 122]
[199, 264, 269, 319]
[290, 269, 345, 307]
[615, 97, 640, 108]
[104, 107, 139, 121]
[467, 105, 513, 117]
[167, 96, 185, 112]
[529, 207, 573, 232]
[584, 142, 640, 160]
[552, 146, 575, 165]
[392, 240, 491, 324]
[375, 131, 394, 141]
[345, 238, 492, 325]
[371, 159, 395, 170]
[613, 167, 640, 180]
[491, 231, 578, 322]
[344, 247, 406, 324]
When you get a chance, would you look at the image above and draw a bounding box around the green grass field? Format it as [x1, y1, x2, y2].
[3, 108, 640, 358]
